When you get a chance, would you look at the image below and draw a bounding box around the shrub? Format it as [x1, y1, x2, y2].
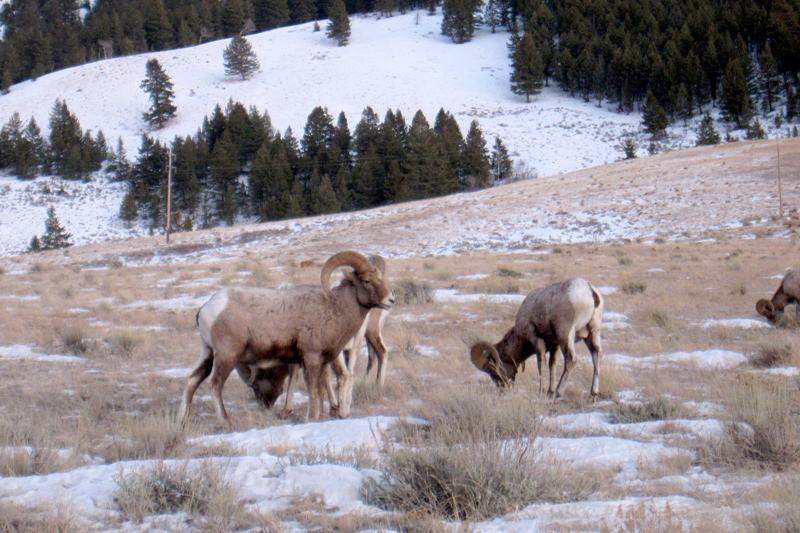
[105, 410, 188, 462]
[364, 437, 599, 521]
[108, 330, 144, 359]
[57, 325, 92, 355]
[745, 478, 800, 531]
[609, 397, 681, 424]
[394, 278, 434, 305]
[620, 278, 646, 295]
[750, 339, 795, 369]
[0, 501, 79, 532]
[114, 461, 241, 523]
[719, 375, 800, 470]
[647, 307, 672, 329]
[472, 276, 520, 295]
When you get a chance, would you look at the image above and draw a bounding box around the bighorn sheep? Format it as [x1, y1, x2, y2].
[756, 268, 800, 325]
[178, 251, 394, 424]
[278, 255, 391, 418]
[471, 277, 603, 397]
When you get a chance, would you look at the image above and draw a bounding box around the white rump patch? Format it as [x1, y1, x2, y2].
[197, 289, 230, 350]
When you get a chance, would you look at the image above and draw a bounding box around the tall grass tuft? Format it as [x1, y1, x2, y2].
[609, 397, 681, 424]
[108, 330, 145, 359]
[718, 375, 800, 470]
[394, 278, 434, 305]
[620, 278, 646, 295]
[56, 325, 92, 355]
[105, 409, 189, 462]
[745, 477, 800, 531]
[365, 385, 603, 521]
[114, 461, 243, 525]
[0, 500, 79, 533]
[749, 338, 796, 369]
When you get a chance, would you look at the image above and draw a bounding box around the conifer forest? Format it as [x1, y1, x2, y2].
[0, 0, 799, 232]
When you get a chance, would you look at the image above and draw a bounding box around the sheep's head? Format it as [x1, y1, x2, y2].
[470, 341, 518, 387]
[756, 299, 779, 324]
[246, 365, 292, 409]
[321, 251, 394, 311]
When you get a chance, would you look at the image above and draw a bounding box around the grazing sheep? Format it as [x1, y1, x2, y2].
[245, 255, 391, 419]
[178, 251, 394, 424]
[471, 277, 603, 397]
[756, 268, 800, 325]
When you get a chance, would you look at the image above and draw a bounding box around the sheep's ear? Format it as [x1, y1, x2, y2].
[756, 299, 774, 317]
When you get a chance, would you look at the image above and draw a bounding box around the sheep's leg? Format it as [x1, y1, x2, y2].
[209, 357, 236, 425]
[368, 332, 389, 387]
[547, 344, 560, 396]
[328, 354, 348, 416]
[303, 354, 326, 422]
[554, 335, 576, 398]
[179, 342, 214, 424]
[282, 365, 301, 417]
[534, 338, 546, 394]
[585, 328, 602, 397]
[333, 352, 354, 418]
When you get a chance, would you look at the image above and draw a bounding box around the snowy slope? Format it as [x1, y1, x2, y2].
[0, 9, 665, 257]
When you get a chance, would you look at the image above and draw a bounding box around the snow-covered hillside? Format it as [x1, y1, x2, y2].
[0, 8, 684, 257]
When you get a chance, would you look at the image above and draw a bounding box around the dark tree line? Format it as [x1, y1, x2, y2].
[119, 100, 509, 230]
[0, 99, 107, 180]
[496, 0, 800, 127]
[0, 0, 427, 89]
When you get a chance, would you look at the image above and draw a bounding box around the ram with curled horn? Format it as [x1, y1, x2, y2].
[178, 251, 394, 425]
[471, 277, 604, 398]
[756, 268, 800, 326]
[278, 254, 392, 419]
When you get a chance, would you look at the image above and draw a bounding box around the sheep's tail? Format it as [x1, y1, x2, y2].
[591, 285, 602, 309]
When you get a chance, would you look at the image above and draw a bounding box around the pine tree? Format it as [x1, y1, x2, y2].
[255, 0, 291, 30]
[210, 131, 240, 223]
[223, 34, 260, 80]
[641, 90, 669, 139]
[27, 235, 42, 253]
[48, 99, 83, 177]
[483, 0, 502, 33]
[441, 0, 481, 44]
[510, 33, 544, 102]
[675, 84, 693, 126]
[745, 118, 767, 140]
[39, 206, 73, 250]
[695, 114, 721, 146]
[308, 171, 341, 214]
[490, 136, 512, 182]
[461, 120, 491, 189]
[144, 0, 173, 51]
[141, 58, 177, 128]
[619, 137, 637, 159]
[719, 58, 753, 127]
[326, 0, 351, 47]
[758, 42, 781, 113]
[109, 137, 132, 182]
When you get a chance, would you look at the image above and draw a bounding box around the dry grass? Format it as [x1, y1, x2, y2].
[113, 460, 247, 526]
[0, 500, 80, 533]
[714, 374, 800, 470]
[0, 224, 799, 528]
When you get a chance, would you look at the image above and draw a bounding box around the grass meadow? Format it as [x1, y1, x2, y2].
[0, 233, 799, 530]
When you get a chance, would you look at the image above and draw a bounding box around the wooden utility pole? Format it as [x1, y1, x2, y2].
[777, 137, 783, 219]
[166, 146, 173, 244]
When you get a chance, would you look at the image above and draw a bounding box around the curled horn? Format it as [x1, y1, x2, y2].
[755, 299, 774, 318]
[470, 341, 498, 370]
[321, 251, 373, 294]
